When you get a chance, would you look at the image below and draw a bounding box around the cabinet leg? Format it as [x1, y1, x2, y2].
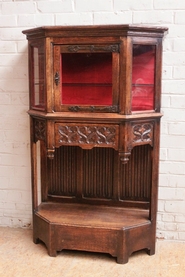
[48, 247, 57, 257]
[33, 237, 40, 244]
[147, 247, 155, 256]
[116, 254, 129, 264]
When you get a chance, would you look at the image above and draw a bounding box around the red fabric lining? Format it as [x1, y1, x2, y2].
[61, 53, 112, 105]
[60, 49, 155, 110]
[62, 85, 112, 105]
[132, 86, 154, 111]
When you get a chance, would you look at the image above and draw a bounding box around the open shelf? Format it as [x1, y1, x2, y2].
[36, 202, 150, 229]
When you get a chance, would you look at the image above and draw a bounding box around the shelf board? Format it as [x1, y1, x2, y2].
[36, 202, 150, 230]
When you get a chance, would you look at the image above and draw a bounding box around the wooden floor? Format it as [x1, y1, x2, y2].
[37, 202, 150, 229]
[0, 227, 185, 277]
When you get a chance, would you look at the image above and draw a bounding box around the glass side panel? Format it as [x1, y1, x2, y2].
[32, 47, 45, 109]
[61, 53, 112, 105]
[132, 45, 156, 112]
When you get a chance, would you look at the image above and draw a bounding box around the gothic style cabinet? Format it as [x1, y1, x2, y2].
[23, 25, 167, 264]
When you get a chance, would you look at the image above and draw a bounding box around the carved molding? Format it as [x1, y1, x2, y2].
[67, 45, 119, 53]
[132, 123, 153, 144]
[47, 148, 55, 159]
[34, 119, 46, 142]
[68, 105, 118, 113]
[68, 45, 80, 52]
[56, 124, 118, 149]
[119, 151, 131, 164]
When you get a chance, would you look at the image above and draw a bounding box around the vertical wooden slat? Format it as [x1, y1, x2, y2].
[30, 117, 38, 211]
[40, 140, 48, 202]
[119, 37, 132, 114]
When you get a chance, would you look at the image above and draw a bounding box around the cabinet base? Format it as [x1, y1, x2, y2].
[33, 203, 156, 264]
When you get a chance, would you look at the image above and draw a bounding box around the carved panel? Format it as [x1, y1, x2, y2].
[34, 119, 46, 142]
[131, 122, 153, 146]
[55, 123, 119, 150]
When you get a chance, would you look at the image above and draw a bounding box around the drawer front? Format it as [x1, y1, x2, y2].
[55, 123, 119, 150]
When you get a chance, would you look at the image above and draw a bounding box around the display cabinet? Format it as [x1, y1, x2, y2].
[23, 25, 167, 264]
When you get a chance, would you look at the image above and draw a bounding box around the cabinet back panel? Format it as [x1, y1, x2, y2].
[120, 145, 152, 201]
[47, 145, 152, 203]
[82, 148, 115, 199]
[48, 146, 78, 196]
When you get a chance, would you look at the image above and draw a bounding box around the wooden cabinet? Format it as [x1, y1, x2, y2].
[23, 25, 168, 264]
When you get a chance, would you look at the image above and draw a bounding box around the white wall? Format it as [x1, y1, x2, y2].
[0, 0, 185, 241]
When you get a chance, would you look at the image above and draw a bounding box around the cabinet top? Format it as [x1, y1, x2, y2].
[22, 24, 168, 39]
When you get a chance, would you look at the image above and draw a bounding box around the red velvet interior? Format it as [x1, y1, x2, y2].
[132, 46, 155, 111]
[61, 47, 155, 111]
[61, 53, 112, 105]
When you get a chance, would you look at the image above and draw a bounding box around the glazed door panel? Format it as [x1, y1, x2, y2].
[53, 44, 119, 112]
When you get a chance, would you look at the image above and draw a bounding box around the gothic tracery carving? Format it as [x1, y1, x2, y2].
[132, 123, 153, 144]
[34, 119, 46, 142]
[57, 125, 118, 148]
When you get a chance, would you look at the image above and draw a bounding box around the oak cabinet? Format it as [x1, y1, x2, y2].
[23, 25, 167, 264]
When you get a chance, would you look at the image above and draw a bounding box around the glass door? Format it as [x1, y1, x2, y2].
[53, 44, 119, 112]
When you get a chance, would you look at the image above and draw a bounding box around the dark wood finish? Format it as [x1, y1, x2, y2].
[23, 25, 168, 264]
[33, 203, 151, 261]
